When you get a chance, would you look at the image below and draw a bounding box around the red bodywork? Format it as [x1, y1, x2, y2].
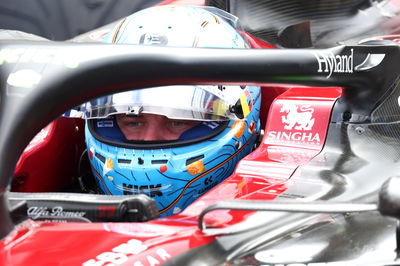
[12, 118, 85, 193]
[1, 85, 342, 265]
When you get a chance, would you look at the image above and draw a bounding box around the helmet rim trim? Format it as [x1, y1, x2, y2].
[87, 118, 229, 150]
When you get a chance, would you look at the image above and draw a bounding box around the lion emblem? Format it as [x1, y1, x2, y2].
[280, 103, 315, 131]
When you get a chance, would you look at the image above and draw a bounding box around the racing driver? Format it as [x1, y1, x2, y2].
[76, 6, 262, 217]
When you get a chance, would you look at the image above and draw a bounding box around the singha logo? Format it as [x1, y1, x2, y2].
[280, 103, 315, 131]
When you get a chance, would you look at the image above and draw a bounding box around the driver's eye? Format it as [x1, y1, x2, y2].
[171, 121, 186, 127]
[127, 121, 144, 127]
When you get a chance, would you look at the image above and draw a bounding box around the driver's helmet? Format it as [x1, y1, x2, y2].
[83, 6, 261, 216]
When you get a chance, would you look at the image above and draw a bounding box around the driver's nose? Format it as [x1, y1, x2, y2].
[142, 126, 165, 141]
[140, 114, 181, 141]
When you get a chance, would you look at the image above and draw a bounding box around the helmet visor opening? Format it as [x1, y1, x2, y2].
[88, 117, 229, 149]
[67, 85, 249, 121]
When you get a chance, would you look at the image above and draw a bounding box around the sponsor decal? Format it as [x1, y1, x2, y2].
[204, 121, 221, 130]
[98, 206, 117, 218]
[27, 206, 86, 220]
[280, 103, 315, 131]
[83, 238, 171, 266]
[123, 183, 163, 197]
[7, 69, 41, 88]
[267, 131, 321, 144]
[266, 146, 319, 165]
[103, 223, 176, 237]
[97, 120, 114, 127]
[314, 48, 354, 78]
[0, 48, 81, 68]
[198, 181, 218, 195]
[267, 103, 320, 145]
[139, 33, 168, 45]
[200, 176, 217, 192]
[355, 53, 384, 71]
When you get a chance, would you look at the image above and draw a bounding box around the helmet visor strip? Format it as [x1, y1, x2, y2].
[66, 85, 249, 121]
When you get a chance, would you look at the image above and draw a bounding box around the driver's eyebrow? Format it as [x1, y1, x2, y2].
[118, 116, 144, 121]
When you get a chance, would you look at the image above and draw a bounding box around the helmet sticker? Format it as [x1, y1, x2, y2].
[103, 158, 114, 176]
[160, 165, 168, 173]
[248, 121, 256, 134]
[97, 120, 114, 128]
[240, 93, 251, 118]
[173, 207, 181, 214]
[89, 147, 95, 160]
[231, 120, 246, 138]
[235, 141, 243, 149]
[186, 160, 206, 175]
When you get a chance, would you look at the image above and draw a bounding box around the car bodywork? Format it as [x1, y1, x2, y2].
[1, 36, 400, 266]
[1, 1, 400, 266]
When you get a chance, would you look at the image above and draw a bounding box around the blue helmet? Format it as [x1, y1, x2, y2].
[84, 6, 261, 216]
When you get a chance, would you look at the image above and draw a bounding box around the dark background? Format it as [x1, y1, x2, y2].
[0, 0, 164, 40]
[0, 0, 384, 46]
